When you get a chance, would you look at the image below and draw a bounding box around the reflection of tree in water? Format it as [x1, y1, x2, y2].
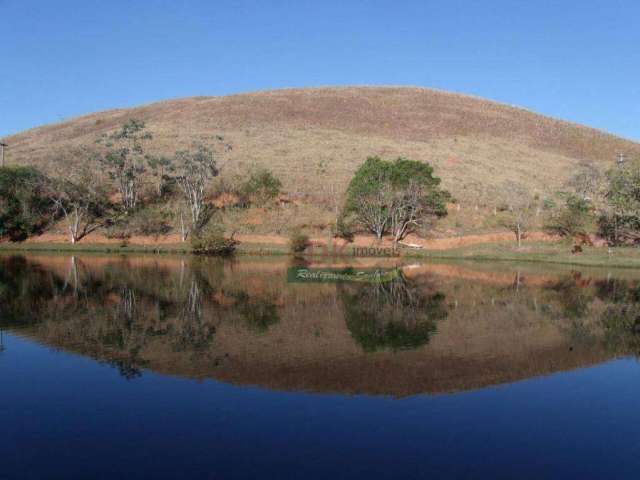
[230, 291, 280, 333]
[340, 271, 447, 352]
[541, 274, 640, 356]
[596, 278, 640, 355]
[104, 358, 143, 380]
[171, 275, 216, 351]
[546, 273, 593, 319]
[0, 255, 282, 378]
[542, 273, 599, 347]
[0, 256, 64, 327]
[595, 278, 640, 305]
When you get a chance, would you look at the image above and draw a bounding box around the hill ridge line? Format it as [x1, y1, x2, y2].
[6, 86, 639, 144]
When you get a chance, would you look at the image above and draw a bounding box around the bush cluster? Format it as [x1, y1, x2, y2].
[289, 231, 311, 253]
[0, 167, 53, 241]
[191, 229, 238, 256]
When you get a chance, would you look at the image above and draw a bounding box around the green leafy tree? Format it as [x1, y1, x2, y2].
[0, 167, 52, 240]
[545, 194, 595, 238]
[599, 160, 640, 246]
[343, 157, 449, 241]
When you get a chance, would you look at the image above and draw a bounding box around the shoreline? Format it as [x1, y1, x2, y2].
[1, 240, 639, 269]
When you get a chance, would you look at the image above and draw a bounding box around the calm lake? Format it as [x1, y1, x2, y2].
[2, 253, 640, 479]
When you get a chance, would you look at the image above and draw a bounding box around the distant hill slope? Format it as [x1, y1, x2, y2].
[6, 86, 640, 207]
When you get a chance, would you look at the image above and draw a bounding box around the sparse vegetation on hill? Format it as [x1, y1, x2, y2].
[7, 87, 640, 211]
[3, 87, 640, 252]
[240, 168, 282, 206]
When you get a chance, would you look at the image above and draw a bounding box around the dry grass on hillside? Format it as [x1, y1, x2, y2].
[6, 87, 640, 234]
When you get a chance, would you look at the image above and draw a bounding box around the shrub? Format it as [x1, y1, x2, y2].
[241, 169, 282, 205]
[130, 207, 172, 237]
[191, 228, 238, 256]
[136, 217, 172, 237]
[105, 208, 174, 241]
[289, 230, 310, 253]
[544, 194, 595, 237]
[104, 219, 132, 240]
[0, 167, 53, 241]
[335, 215, 355, 241]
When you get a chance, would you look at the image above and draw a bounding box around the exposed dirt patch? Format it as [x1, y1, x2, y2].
[18, 229, 560, 251]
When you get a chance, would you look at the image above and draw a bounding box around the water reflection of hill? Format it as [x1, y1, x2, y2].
[1, 254, 639, 396]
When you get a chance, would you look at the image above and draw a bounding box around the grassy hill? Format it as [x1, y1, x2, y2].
[6, 86, 640, 237]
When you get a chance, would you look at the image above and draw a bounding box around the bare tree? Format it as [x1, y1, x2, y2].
[353, 187, 392, 239]
[566, 161, 604, 203]
[174, 143, 219, 240]
[499, 181, 535, 247]
[388, 182, 447, 244]
[49, 170, 111, 244]
[97, 119, 152, 212]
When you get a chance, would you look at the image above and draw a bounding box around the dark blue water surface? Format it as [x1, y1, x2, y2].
[2, 254, 640, 479]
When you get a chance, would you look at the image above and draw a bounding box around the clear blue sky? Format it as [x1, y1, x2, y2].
[2, 0, 639, 140]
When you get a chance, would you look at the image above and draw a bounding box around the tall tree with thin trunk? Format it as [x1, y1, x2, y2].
[97, 119, 152, 212]
[498, 181, 535, 247]
[174, 143, 219, 240]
